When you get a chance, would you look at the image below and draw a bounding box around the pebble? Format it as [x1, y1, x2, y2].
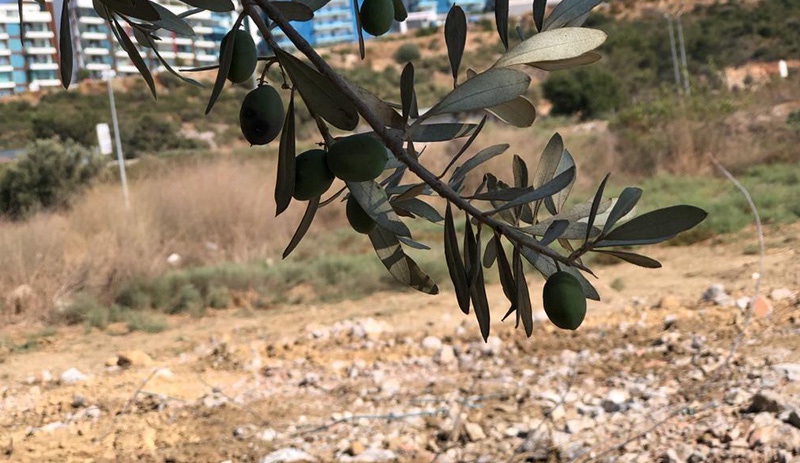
[421, 336, 442, 351]
[60, 368, 87, 384]
[259, 448, 317, 463]
[464, 422, 486, 442]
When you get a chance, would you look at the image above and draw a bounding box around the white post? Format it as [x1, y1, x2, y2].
[779, 60, 789, 79]
[103, 69, 130, 210]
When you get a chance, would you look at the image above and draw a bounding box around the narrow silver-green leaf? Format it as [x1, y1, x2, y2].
[392, 198, 443, 223]
[487, 96, 536, 127]
[445, 5, 467, 85]
[513, 247, 533, 336]
[347, 181, 412, 237]
[401, 63, 418, 122]
[483, 233, 498, 268]
[469, 226, 491, 342]
[495, 235, 517, 308]
[369, 227, 438, 295]
[272, 1, 314, 21]
[275, 92, 296, 216]
[543, 0, 602, 31]
[409, 123, 477, 142]
[449, 144, 509, 189]
[438, 115, 487, 179]
[151, 2, 195, 36]
[204, 23, 237, 114]
[488, 166, 575, 215]
[101, 0, 159, 20]
[275, 47, 359, 130]
[544, 148, 576, 215]
[397, 235, 431, 250]
[139, 33, 204, 87]
[113, 19, 156, 98]
[593, 250, 662, 269]
[600, 205, 708, 244]
[296, 0, 332, 13]
[601, 187, 642, 236]
[343, 78, 404, 129]
[425, 68, 530, 117]
[585, 173, 610, 243]
[445, 203, 471, 314]
[58, 0, 73, 89]
[283, 195, 319, 258]
[180, 0, 235, 12]
[540, 220, 569, 246]
[494, 28, 607, 68]
[495, 0, 509, 50]
[392, 0, 407, 21]
[351, 0, 365, 59]
[522, 221, 597, 240]
[533, 133, 563, 189]
[532, 0, 546, 32]
[528, 51, 601, 71]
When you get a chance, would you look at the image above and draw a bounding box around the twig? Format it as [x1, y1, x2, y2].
[254, 0, 588, 270]
[93, 368, 159, 444]
[292, 408, 450, 437]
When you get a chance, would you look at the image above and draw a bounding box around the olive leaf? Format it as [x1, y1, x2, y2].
[513, 247, 533, 336]
[58, 0, 73, 89]
[151, 3, 195, 36]
[283, 195, 320, 258]
[392, 198, 443, 223]
[592, 250, 662, 268]
[272, 1, 315, 21]
[487, 96, 537, 127]
[101, 0, 160, 20]
[368, 227, 438, 295]
[540, 220, 569, 246]
[585, 173, 610, 244]
[449, 144, 510, 190]
[495, 235, 518, 312]
[494, 28, 607, 68]
[180, 0, 235, 12]
[495, 0, 509, 50]
[204, 21, 239, 114]
[468, 225, 491, 342]
[543, 0, 602, 31]
[275, 48, 359, 130]
[424, 68, 530, 118]
[408, 123, 478, 142]
[521, 248, 600, 301]
[401, 63, 419, 122]
[112, 18, 156, 98]
[544, 148, 576, 215]
[486, 166, 575, 216]
[532, 0, 547, 32]
[275, 92, 296, 216]
[438, 115, 487, 179]
[445, 203, 470, 314]
[528, 51, 601, 71]
[392, 0, 407, 21]
[601, 187, 642, 235]
[346, 181, 412, 238]
[596, 205, 708, 247]
[445, 5, 467, 86]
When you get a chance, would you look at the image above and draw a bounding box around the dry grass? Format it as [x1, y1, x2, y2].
[0, 156, 345, 324]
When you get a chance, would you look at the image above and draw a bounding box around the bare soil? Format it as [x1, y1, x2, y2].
[0, 224, 798, 462]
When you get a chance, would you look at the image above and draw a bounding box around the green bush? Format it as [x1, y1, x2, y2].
[121, 114, 206, 158]
[543, 68, 622, 119]
[0, 138, 104, 220]
[393, 43, 421, 64]
[30, 107, 101, 146]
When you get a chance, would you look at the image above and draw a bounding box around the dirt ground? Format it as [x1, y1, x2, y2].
[0, 224, 798, 463]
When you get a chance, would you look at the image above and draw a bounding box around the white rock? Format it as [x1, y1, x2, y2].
[167, 253, 181, 265]
[770, 288, 796, 302]
[436, 345, 457, 365]
[481, 336, 502, 356]
[702, 284, 732, 306]
[464, 422, 486, 441]
[773, 364, 800, 382]
[421, 336, 442, 351]
[601, 389, 629, 413]
[380, 378, 401, 397]
[60, 368, 87, 384]
[340, 448, 397, 462]
[259, 448, 317, 463]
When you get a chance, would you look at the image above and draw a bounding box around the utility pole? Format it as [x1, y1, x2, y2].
[103, 69, 130, 210]
[665, 14, 682, 93]
[676, 12, 691, 96]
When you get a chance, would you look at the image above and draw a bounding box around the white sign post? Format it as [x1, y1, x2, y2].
[779, 60, 789, 79]
[96, 123, 113, 155]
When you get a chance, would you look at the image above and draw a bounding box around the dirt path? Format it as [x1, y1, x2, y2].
[1, 224, 798, 462]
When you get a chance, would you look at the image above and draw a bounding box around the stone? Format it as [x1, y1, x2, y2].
[347, 441, 365, 456]
[702, 284, 732, 306]
[436, 345, 456, 365]
[421, 336, 442, 351]
[379, 378, 401, 397]
[515, 429, 552, 461]
[772, 364, 800, 382]
[340, 448, 397, 462]
[117, 350, 153, 368]
[60, 368, 87, 384]
[744, 391, 784, 414]
[464, 422, 486, 442]
[770, 288, 796, 302]
[565, 418, 593, 434]
[259, 448, 317, 463]
[601, 389, 629, 413]
[657, 295, 681, 310]
[481, 336, 502, 356]
[786, 411, 800, 429]
[257, 428, 278, 441]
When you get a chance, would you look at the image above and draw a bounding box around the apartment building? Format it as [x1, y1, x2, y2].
[0, 0, 60, 95]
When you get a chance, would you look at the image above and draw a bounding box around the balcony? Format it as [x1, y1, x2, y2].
[193, 26, 213, 34]
[22, 12, 52, 23]
[0, 49, 10, 56]
[81, 32, 108, 40]
[196, 54, 216, 62]
[31, 78, 61, 87]
[84, 47, 110, 55]
[0, 33, 9, 40]
[24, 31, 53, 39]
[194, 40, 216, 48]
[86, 63, 111, 71]
[29, 62, 58, 70]
[25, 46, 57, 55]
[0, 81, 15, 89]
[79, 16, 106, 25]
[117, 64, 139, 74]
[173, 37, 193, 45]
[0, 65, 12, 72]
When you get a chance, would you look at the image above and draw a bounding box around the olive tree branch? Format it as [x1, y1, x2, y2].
[254, 0, 587, 270]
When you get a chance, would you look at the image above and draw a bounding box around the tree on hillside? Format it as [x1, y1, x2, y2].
[35, 0, 706, 337]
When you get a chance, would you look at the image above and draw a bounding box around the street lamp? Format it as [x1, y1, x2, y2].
[102, 69, 130, 210]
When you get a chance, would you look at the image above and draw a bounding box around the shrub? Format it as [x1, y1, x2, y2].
[30, 107, 101, 146]
[543, 68, 622, 119]
[121, 114, 206, 158]
[393, 43, 421, 64]
[0, 138, 104, 220]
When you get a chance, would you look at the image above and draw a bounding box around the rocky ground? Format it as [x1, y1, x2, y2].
[1, 224, 799, 463]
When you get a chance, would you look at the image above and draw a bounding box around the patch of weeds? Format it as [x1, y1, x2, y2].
[124, 311, 168, 333]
